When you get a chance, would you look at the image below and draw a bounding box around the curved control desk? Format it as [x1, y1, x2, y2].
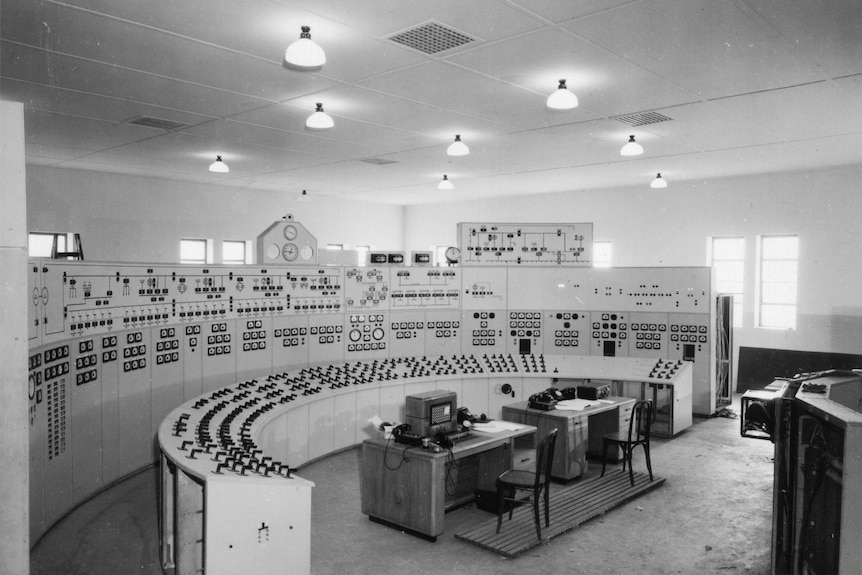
[158, 353, 691, 575]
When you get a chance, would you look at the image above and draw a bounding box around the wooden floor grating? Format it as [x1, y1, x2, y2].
[454, 471, 664, 558]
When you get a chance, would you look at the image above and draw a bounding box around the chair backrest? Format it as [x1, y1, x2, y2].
[627, 400, 654, 444]
[534, 428, 558, 489]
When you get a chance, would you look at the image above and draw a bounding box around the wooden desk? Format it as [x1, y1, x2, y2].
[502, 397, 636, 481]
[360, 425, 536, 540]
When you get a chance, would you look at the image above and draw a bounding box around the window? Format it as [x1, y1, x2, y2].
[222, 240, 247, 265]
[434, 245, 449, 266]
[759, 235, 798, 329]
[355, 245, 370, 266]
[180, 238, 208, 264]
[326, 244, 344, 250]
[593, 241, 612, 268]
[710, 237, 745, 327]
[28, 232, 83, 259]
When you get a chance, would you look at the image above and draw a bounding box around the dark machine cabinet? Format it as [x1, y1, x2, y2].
[770, 371, 862, 575]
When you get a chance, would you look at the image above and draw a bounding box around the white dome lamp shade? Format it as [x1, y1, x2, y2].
[306, 103, 334, 130]
[546, 79, 578, 110]
[650, 173, 668, 188]
[209, 155, 229, 173]
[621, 135, 644, 156]
[447, 134, 469, 156]
[438, 174, 454, 190]
[285, 26, 326, 70]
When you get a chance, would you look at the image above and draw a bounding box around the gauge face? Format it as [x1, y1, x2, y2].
[372, 327, 385, 341]
[282, 242, 299, 262]
[283, 224, 298, 241]
[349, 329, 362, 342]
[299, 245, 314, 261]
[266, 243, 281, 261]
[445, 246, 461, 264]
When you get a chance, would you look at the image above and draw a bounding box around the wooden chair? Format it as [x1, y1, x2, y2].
[495, 428, 558, 541]
[601, 400, 654, 486]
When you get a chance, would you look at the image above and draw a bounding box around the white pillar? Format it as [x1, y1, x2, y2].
[0, 99, 30, 574]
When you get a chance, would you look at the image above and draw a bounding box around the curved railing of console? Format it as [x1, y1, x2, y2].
[158, 353, 691, 575]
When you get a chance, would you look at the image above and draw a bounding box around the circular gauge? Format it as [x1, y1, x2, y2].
[282, 243, 299, 262]
[349, 329, 362, 342]
[266, 243, 281, 261]
[445, 246, 461, 264]
[28, 374, 36, 401]
[372, 327, 385, 341]
[283, 224, 298, 241]
[299, 245, 314, 261]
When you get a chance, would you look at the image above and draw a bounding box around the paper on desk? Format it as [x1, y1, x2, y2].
[554, 398, 615, 411]
[471, 420, 525, 433]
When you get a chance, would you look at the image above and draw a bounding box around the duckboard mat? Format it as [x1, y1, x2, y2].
[455, 471, 664, 557]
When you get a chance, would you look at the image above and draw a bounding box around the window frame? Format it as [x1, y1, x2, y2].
[180, 238, 211, 265]
[709, 236, 745, 328]
[593, 240, 612, 268]
[757, 234, 798, 329]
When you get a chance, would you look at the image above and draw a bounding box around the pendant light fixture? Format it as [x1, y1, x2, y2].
[209, 155, 229, 173]
[438, 174, 454, 190]
[284, 26, 326, 70]
[546, 79, 578, 110]
[447, 134, 469, 156]
[650, 173, 668, 188]
[306, 103, 334, 130]
[620, 135, 643, 156]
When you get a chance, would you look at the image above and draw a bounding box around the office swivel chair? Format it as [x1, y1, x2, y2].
[601, 400, 654, 486]
[495, 428, 558, 541]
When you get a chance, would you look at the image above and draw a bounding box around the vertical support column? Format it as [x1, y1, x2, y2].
[0, 100, 30, 572]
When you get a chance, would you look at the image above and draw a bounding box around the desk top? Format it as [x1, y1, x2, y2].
[363, 425, 535, 460]
[504, 396, 634, 419]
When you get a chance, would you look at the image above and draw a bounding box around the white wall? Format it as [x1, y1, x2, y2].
[26, 166, 405, 264]
[403, 165, 862, 381]
[26, 162, 862, 385]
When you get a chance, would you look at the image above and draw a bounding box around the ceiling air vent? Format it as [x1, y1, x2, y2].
[127, 116, 188, 131]
[615, 111, 672, 127]
[359, 157, 399, 165]
[388, 21, 475, 55]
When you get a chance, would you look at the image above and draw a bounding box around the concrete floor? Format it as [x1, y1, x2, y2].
[31, 395, 775, 574]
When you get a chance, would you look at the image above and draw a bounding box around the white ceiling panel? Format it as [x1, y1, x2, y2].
[1, 0, 860, 206]
[709, 81, 862, 141]
[741, 0, 862, 79]
[566, 0, 824, 99]
[448, 26, 698, 118]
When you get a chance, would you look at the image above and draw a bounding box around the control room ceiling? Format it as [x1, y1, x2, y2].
[2, 0, 861, 205]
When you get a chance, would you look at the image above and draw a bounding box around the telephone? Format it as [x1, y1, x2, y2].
[528, 387, 563, 410]
[457, 407, 488, 428]
[392, 423, 423, 446]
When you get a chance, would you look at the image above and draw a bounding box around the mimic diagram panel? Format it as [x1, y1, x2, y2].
[458, 222, 592, 266]
[29, 262, 345, 347]
[387, 267, 461, 310]
[503, 266, 710, 313]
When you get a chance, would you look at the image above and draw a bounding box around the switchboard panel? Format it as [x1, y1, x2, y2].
[25, 256, 715, 550]
[458, 222, 592, 266]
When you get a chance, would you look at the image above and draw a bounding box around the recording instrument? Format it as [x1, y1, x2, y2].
[576, 384, 610, 400]
[404, 390, 457, 438]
